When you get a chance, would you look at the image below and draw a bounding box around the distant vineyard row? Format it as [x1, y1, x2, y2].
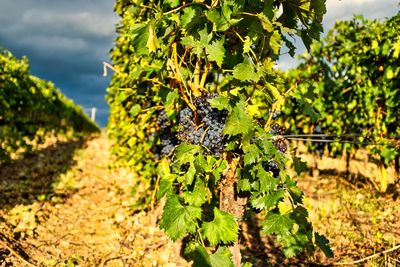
[0, 49, 100, 163]
[281, 13, 400, 191]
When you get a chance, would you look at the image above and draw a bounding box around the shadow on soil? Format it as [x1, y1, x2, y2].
[0, 138, 87, 210]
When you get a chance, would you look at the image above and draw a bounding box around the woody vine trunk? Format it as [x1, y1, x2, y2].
[220, 156, 248, 266]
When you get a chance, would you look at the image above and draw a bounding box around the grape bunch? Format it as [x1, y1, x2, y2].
[269, 109, 282, 119]
[269, 123, 286, 135]
[177, 94, 227, 155]
[153, 110, 178, 159]
[269, 123, 287, 154]
[265, 160, 280, 178]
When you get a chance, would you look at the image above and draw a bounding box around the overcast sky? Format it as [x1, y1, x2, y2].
[0, 1, 398, 127]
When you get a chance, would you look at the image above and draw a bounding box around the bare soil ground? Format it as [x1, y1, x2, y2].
[1, 134, 399, 266]
[0, 134, 188, 267]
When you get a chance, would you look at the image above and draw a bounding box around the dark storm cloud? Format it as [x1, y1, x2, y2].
[0, 0, 118, 126]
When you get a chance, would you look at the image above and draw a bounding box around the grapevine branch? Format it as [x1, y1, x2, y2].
[171, 43, 196, 111]
[192, 58, 202, 96]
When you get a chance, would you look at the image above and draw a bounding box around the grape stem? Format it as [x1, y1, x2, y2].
[192, 58, 202, 97]
[264, 83, 296, 130]
[199, 61, 211, 90]
[171, 43, 196, 111]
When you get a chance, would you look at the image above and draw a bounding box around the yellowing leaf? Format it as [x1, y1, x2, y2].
[243, 36, 252, 53]
[247, 103, 262, 117]
[393, 39, 400, 58]
[371, 39, 378, 49]
[146, 25, 158, 53]
[270, 30, 282, 54]
[257, 13, 274, 32]
[386, 68, 394, 79]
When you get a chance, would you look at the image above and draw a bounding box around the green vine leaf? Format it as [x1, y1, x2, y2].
[146, 25, 159, 53]
[174, 143, 201, 165]
[263, 210, 294, 235]
[165, 0, 180, 8]
[183, 178, 207, 206]
[232, 59, 260, 82]
[243, 142, 261, 165]
[181, 27, 212, 55]
[206, 37, 225, 67]
[208, 96, 230, 110]
[257, 164, 279, 192]
[212, 159, 228, 184]
[181, 7, 197, 28]
[269, 30, 282, 54]
[206, 5, 241, 32]
[315, 232, 334, 257]
[250, 190, 285, 211]
[160, 194, 202, 241]
[188, 245, 234, 267]
[292, 155, 308, 175]
[209, 247, 234, 267]
[202, 207, 238, 246]
[223, 98, 253, 136]
[130, 23, 150, 55]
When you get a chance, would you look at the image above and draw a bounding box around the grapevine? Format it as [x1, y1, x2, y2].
[107, 0, 332, 265]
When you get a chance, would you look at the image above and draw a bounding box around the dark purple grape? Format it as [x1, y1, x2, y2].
[153, 110, 179, 159]
[265, 160, 280, 178]
[277, 182, 287, 189]
[269, 110, 282, 119]
[176, 94, 227, 155]
[269, 123, 286, 135]
[273, 137, 287, 153]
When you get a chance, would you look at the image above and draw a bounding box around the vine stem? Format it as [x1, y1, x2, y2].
[199, 62, 211, 90]
[264, 83, 297, 131]
[171, 43, 196, 111]
[149, 170, 162, 211]
[192, 58, 202, 96]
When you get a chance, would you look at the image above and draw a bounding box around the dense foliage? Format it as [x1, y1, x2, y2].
[0, 49, 100, 163]
[107, 0, 332, 265]
[281, 13, 400, 190]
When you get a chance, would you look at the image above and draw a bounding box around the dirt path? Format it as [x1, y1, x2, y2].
[0, 134, 188, 267]
[1, 134, 399, 266]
